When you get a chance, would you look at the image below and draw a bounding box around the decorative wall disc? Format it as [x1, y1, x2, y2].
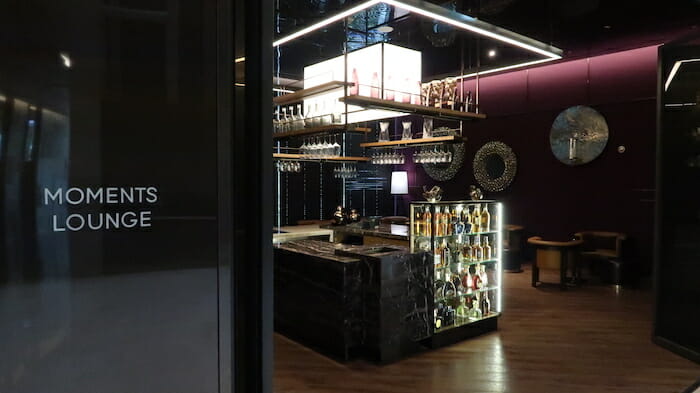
[550, 105, 609, 166]
[423, 142, 465, 182]
[473, 141, 517, 192]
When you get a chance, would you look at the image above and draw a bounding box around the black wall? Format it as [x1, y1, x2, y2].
[0, 1, 222, 391]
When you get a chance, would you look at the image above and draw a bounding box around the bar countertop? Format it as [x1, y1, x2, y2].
[275, 239, 410, 263]
[321, 223, 409, 241]
[272, 224, 334, 244]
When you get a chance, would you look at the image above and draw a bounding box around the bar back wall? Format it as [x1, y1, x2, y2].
[403, 45, 659, 276]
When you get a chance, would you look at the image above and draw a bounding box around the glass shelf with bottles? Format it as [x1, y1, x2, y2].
[409, 200, 503, 333]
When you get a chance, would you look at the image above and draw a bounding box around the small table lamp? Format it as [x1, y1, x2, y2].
[391, 171, 408, 216]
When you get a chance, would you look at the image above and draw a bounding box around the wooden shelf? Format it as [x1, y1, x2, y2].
[273, 81, 353, 106]
[273, 153, 370, 162]
[273, 125, 371, 140]
[360, 135, 462, 148]
[340, 96, 486, 121]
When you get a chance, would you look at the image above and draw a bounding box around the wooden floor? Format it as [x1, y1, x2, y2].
[274, 265, 699, 393]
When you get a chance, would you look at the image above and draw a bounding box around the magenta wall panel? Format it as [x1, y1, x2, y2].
[475, 70, 528, 116]
[589, 46, 659, 104]
[526, 59, 589, 112]
[404, 45, 660, 275]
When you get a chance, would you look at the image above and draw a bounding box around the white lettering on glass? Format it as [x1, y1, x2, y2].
[43, 186, 159, 232]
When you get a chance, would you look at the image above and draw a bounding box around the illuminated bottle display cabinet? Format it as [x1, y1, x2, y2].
[410, 200, 503, 337]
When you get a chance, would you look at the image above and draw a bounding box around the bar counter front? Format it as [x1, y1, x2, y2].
[273, 201, 504, 363]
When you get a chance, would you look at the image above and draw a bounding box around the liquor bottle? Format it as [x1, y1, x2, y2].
[480, 264, 489, 288]
[281, 107, 289, 132]
[444, 306, 455, 326]
[273, 109, 281, 133]
[296, 104, 305, 129]
[473, 236, 483, 262]
[451, 274, 462, 294]
[464, 208, 473, 234]
[434, 304, 443, 330]
[472, 263, 483, 290]
[434, 240, 444, 267]
[462, 237, 473, 263]
[414, 206, 423, 236]
[423, 206, 432, 237]
[461, 266, 473, 294]
[443, 277, 456, 298]
[441, 239, 451, 268]
[472, 204, 481, 233]
[468, 298, 482, 321]
[434, 207, 442, 237]
[483, 236, 492, 260]
[455, 209, 465, 235]
[481, 204, 491, 232]
[443, 207, 452, 236]
[465, 90, 473, 112]
[483, 292, 492, 316]
[449, 208, 457, 235]
[456, 297, 469, 318]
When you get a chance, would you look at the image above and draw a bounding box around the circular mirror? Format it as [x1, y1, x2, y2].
[485, 154, 506, 179]
[550, 105, 609, 166]
[473, 142, 517, 192]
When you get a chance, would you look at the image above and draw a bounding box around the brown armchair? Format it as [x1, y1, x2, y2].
[574, 231, 627, 285]
[527, 236, 584, 290]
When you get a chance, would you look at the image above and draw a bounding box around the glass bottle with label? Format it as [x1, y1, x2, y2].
[414, 206, 423, 236]
[443, 207, 452, 236]
[473, 236, 483, 262]
[472, 204, 482, 233]
[434, 240, 444, 267]
[480, 264, 488, 288]
[472, 264, 483, 290]
[455, 208, 465, 235]
[461, 266, 473, 294]
[481, 204, 491, 232]
[434, 207, 442, 236]
[468, 297, 482, 321]
[464, 207, 473, 234]
[483, 236, 492, 260]
[462, 237, 473, 263]
[441, 239, 451, 268]
[423, 206, 432, 237]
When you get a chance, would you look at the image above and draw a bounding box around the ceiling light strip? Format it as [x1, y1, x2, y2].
[457, 57, 556, 79]
[273, 0, 563, 61]
[665, 58, 700, 91]
[380, 0, 561, 59]
[273, 0, 381, 47]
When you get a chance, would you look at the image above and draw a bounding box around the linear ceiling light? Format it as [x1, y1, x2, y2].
[665, 58, 700, 91]
[456, 57, 555, 79]
[273, 0, 382, 47]
[273, 0, 562, 61]
[235, 57, 246, 63]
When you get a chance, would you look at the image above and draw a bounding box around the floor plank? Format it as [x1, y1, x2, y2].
[275, 265, 700, 393]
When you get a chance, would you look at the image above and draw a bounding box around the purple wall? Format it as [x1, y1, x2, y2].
[402, 45, 660, 273]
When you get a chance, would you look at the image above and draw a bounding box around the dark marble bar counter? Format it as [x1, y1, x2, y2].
[322, 223, 410, 247]
[274, 239, 432, 363]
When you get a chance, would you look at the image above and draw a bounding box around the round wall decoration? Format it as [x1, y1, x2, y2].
[550, 105, 609, 166]
[422, 142, 465, 182]
[473, 141, 517, 192]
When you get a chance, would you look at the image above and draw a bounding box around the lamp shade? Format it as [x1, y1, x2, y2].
[390, 171, 409, 195]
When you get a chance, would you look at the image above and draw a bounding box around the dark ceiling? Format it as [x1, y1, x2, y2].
[277, 0, 700, 51]
[275, 0, 700, 80]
